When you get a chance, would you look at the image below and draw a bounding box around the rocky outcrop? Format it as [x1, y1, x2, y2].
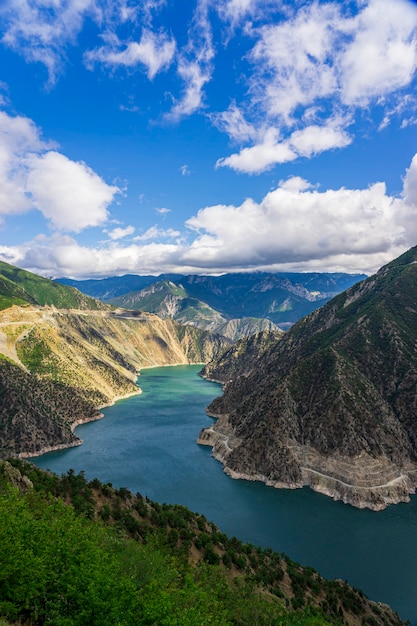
[199, 247, 417, 510]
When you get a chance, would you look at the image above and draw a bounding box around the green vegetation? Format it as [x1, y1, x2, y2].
[0, 260, 106, 310]
[0, 460, 402, 626]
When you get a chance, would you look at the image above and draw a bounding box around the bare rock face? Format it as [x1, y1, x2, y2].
[199, 247, 417, 510]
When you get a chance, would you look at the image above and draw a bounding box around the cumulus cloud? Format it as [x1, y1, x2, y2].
[0, 110, 51, 218]
[26, 152, 119, 231]
[3, 154, 417, 278]
[0, 110, 119, 231]
[184, 181, 409, 270]
[85, 29, 176, 79]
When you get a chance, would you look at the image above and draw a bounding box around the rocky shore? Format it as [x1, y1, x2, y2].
[198, 414, 417, 511]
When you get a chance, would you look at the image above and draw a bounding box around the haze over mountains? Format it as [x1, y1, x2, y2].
[199, 246, 417, 511]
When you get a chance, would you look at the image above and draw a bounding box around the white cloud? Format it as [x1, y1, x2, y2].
[107, 225, 135, 240]
[166, 0, 214, 120]
[217, 0, 417, 172]
[340, 0, 417, 105]
[0, 110, 119, 231]
[0, 110, 51, 218]
[211, 103, 258, 142]
[402, 153, 417, 206]
[85, 29, 176, 79]
[216, 119, 351, 174]
[216, 128, 296, 173]
[288, 121, 352, 157]
[26, 151, 119, 231]
[249, 2, 340, 124]
[168, 57, 212, 120]
[0, 0, 97, 83]
[184, 178, 413, 271]
[179, 164, 191, 176]
[3, 153, 417, 278]
[134, 226, 180, 241]
[155, 207, 171, 215]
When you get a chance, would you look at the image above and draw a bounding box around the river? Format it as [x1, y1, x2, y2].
[33, 365, 417, 624]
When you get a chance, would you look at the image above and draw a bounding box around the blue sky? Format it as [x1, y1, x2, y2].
[0, 0, 417, 278]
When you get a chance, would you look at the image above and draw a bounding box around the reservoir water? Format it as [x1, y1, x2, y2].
[34, 365, 417, 624]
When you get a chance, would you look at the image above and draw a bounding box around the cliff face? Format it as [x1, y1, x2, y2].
[0, 306, 229, 457]
[199, 247, 417, 510]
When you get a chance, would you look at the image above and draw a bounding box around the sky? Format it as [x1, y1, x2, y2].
[0, 0, 417, 279]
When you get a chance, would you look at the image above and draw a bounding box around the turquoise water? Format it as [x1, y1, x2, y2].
[34, 365, 417, 624]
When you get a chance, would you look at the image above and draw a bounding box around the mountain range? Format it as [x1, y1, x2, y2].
[58, 271, 366, 338]
[199, 246, 417, 511]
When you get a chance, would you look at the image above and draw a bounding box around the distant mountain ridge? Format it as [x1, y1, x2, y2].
[58, 271, 366, 333]
[108, 279, 281, 341]
[198, 246, 417, 510]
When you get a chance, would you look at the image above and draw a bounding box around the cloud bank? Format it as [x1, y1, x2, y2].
[1, 150, 416, 278]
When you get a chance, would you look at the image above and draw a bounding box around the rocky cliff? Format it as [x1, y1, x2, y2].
[0, 305, 229, 458]
[199, 247, 417, 510]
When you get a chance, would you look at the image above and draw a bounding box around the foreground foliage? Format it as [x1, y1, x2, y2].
[0, 461, 403, 626]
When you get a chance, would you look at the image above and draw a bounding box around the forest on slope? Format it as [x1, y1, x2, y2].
[0, 460, 404, 626]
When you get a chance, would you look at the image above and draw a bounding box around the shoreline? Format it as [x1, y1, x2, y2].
[198, 416, 417, 512]
[21, 362, 206, 460]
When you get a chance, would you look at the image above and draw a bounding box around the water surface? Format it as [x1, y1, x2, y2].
[34, 365, 417, 624]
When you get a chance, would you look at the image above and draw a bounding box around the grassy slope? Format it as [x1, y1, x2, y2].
[0, 261, 106, 311]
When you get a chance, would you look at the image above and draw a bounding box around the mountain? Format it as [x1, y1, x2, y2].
[0, 263, 230, 458]
[0, 261, 106, 310]
[58, 273, 157, 300]
[57, 271, 366, 329]
[109, 279, 281, 341]
[198, 247, 417, 511]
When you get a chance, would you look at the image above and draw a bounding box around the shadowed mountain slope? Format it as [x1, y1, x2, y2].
[199, 247, 417, 510]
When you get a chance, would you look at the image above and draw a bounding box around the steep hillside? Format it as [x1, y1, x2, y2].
[202, 330, 284, 383]
[0, 306, 229, 457]
[0, 460, 404, 626]
[110, 279, 280, 340]
[0, 261, 106, 310]
[199, 247, 417, 510]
